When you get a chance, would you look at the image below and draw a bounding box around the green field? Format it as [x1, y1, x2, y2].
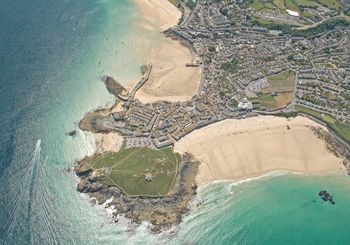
[266, 70, 296, 93]
[253, 16, 285, 26]
[90, 147, 180, 196]
[285, 0, 299, 11]
[273, 0, 287, 10]
[249, 1, 275, 12]
[295, 105, 335, 124]
[314, 62, 337, 69]
[318, 0, 341, 10]
[296, 105, 350, 142]
[167, 0, 178, 7]
[257, 93, 278, 109]
[249, 0, 342, 14]
[250, 1, 265, 10]
[295, 0, 319, 8]
[255, 70, 296, 110]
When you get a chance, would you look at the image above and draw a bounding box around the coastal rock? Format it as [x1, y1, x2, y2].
[75, 168, 93, 178]
[318, 190, 335, 204]
[102, 76, 126, 97]
[78, 112, 112, 133]
[91, 190, 113, 205]
[75, 153, 200, 232]
[66, 130, 77, 136]
[108, 187, 122, 198]
[77, 180, 104, 193]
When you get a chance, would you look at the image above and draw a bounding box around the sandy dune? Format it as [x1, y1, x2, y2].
[133, 0, 201, 103]
[174, 116, 346, 185]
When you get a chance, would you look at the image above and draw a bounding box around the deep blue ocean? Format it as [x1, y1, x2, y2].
[1, 0, 350, 244]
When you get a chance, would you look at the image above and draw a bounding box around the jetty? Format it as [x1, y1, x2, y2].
[128, 64, 152, 102]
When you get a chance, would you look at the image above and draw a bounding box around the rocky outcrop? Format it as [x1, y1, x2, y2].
[78, 75, 126, 133]
[311, 126, 350, 172]
[74, 153, 200, 232]
[102, 76, 126, 97]
[78, 111, 112, 133]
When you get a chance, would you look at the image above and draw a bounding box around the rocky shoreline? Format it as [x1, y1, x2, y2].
[78, 76, 125, 133]
[75, 75, 203, 232]
[75, 152, 200, 232]
[311, 126, 350, 172]
[75, 71, 350, 233]
[73, 0, 350, 233]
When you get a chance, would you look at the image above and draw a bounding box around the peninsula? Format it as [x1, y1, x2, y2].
[75, 0, 350, 232]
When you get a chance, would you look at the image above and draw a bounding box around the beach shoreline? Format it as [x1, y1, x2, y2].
[196, 169, 347, 191]
[131, 0, 201, 103]
[74, 0, 350, 234]
[174, 116, 348, 186]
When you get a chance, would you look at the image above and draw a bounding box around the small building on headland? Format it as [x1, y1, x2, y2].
[145, 174, 153, 182]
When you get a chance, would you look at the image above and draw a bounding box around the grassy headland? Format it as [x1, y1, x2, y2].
[86, 147, 180, 196]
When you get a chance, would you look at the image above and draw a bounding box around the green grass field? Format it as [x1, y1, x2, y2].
[273, 0, 287, 10]
[267, 70, 296, 93]
[314, 62, 337, 69]
[318, 0, 341, 10]
[90, 147, 180, 196]
[249, 0, 278, 12]
[168, 0, 178, 7]
[295, 0, 319, 8]
[250, 1, 265, 11]
[296, 105, 350, 142]
[249, 0, 341, 14]
[255, 70, 296, 109]
[252, 16, 296, 28]
[285, 0, 299, 11]
[257, 93, 278, 109]
[295, 105, 335, 124]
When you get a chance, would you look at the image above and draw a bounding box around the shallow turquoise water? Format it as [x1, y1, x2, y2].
[174, 172, 350, 244]
[1, 0, 350, 244]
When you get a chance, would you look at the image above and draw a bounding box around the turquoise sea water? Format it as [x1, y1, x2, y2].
[1, 0, 350, 244]
[175, 173, 350, 244]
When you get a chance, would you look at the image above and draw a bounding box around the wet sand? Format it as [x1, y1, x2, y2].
[133, 0, 201, 103]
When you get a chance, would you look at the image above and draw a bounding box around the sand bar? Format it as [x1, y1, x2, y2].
[174, 116, 346, 186]
[133, 0, 201, 103]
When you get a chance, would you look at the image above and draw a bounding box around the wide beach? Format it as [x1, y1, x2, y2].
[90, 0, 201, 152]
[174, 116, 347, 186]
[132, 0, 201, 103]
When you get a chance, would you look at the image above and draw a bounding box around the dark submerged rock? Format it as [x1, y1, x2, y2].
[67, 130, 77, 136]
[319, 190, 335, 204]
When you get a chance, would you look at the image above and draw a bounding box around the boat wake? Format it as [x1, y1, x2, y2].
[1, 140, 58, 244]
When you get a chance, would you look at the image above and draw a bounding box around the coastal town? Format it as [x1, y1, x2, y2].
[81, 0, 350, 149]
[75, 0, 350, 232]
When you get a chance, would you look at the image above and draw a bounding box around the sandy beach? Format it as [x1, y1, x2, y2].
[174, 116, 346, 186]
[133, 0, 201, 103]
[94, 132, 123, 154]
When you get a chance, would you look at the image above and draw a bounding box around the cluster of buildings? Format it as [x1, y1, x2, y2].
[94, 0, 350, 148]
